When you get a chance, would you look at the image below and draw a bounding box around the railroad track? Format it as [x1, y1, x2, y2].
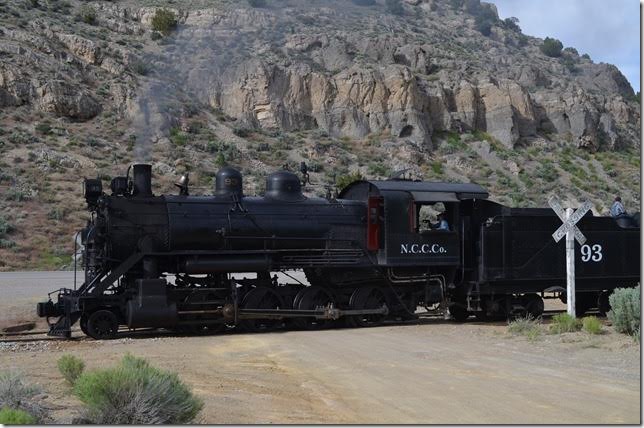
[0, 309, 580, 343]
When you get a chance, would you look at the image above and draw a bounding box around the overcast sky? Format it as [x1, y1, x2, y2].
[489, 0, 640, 93]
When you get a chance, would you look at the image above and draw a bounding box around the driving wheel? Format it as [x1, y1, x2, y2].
[346, 287, 387, 328]
[293, 286, 336, 330]
[239, 287, 284, 332]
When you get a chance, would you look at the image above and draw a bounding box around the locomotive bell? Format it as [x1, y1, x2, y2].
[264, 170, 306, 202]
[214, 166, 243, 198]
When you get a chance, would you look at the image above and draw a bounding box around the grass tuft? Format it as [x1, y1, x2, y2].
[581, 316, 602, 335]
[0, 407, 37, 425]
[549, 313, 582, 334]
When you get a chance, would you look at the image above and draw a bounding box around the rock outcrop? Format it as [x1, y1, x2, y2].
[0, 0, 639, 148]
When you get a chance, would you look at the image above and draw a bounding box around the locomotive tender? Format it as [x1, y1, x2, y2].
[37, 163, 640, 339]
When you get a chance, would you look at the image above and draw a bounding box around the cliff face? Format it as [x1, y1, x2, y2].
[0, 0, 640, 269]
[1, 0, 639, 150]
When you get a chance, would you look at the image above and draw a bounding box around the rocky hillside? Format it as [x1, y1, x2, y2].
[0, 0, 640, 270]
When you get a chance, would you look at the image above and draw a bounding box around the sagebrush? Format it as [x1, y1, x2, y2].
[0, 372, 47, 422]
[57, 354, 85, 386]
[73, 354, 203, 424]
[609, 286, 640, 335]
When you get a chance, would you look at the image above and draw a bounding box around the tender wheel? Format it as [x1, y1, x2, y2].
[293, 286, 336, 330]
[346, 287, 387, 328]
[86, 310, 119, 340]
[524, 294, 544, 318]
[448, 303, 470, 322]
[597, 291, 611, 317]
[239, 287, 284, 332]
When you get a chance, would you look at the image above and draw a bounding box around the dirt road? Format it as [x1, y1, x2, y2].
[0, 272, 640, 424]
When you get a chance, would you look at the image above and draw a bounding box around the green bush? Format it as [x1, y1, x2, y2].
[0, 215, 14, 237]
[129, 59, 151, 76]
[57, 355, 85, 386]
[385, 0, 404, 15]
[151, 9, 177, 36]
[35, 122, 52, 135]
[549, 313, 582, 334]
[608, 286, 640, 335]
[78, 5, 96, 25]
[73, 354, 203, 424]
[0, 408, 37, 425]
[503, 17, 521, 32]
[508, 315, 541, 341]
[0, 372, 46, 422]
[582, 316, 602, 335]
[540, 37, 563, 57]
[169, 127, 188, 146]
[232, 126, 253, 138]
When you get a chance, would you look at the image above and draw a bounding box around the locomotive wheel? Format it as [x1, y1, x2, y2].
[86, 310, 119, 340]
[346, 287, 387, 328]
[524, 294, 544, 318]
[448, 303, 470, 322]
[293, 286, 335, 330]
[240, 287, 284, 332]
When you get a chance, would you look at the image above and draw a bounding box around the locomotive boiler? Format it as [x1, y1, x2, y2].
[37, 163, 640, 339]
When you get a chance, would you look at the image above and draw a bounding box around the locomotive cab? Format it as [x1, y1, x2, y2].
[339, 180, 488, 267]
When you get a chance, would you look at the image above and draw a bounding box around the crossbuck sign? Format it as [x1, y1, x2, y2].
[548, 195, 593, 317]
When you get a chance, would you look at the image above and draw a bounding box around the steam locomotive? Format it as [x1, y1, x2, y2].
[37, 163, 640, 339]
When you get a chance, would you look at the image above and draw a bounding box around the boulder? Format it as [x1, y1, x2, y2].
[36, 81, 101, 120]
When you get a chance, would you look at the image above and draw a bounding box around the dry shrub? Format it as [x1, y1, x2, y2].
[73, 354, 203, 424]
[508, 314, 541, 341]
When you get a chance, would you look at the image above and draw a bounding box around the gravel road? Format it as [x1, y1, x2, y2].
[0, 272, 640, 424]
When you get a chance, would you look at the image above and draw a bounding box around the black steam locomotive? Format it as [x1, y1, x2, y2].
[37, 164, 640, 339]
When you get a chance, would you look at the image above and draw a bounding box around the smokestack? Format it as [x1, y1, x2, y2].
[132, 164, 153, 197]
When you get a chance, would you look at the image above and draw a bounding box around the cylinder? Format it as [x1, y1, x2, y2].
[132, 163, 152, 197]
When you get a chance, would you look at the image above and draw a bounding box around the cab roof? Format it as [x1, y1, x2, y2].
[339, 180, 489, 202]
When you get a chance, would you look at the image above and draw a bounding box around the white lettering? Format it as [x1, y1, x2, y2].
[399, 243, 448, 255]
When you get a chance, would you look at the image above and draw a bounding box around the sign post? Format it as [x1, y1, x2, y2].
[548, 196, 593, 318]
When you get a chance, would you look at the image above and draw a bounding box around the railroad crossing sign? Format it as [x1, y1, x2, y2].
[548, 196, 594, 317]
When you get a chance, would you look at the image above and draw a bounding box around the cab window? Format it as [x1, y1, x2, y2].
[415, 202, 450, 233]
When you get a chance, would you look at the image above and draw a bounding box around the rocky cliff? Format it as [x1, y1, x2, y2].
[0, 0, 640, 269]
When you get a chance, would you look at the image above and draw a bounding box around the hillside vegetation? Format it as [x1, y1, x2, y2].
[0, 0, 640, 270]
